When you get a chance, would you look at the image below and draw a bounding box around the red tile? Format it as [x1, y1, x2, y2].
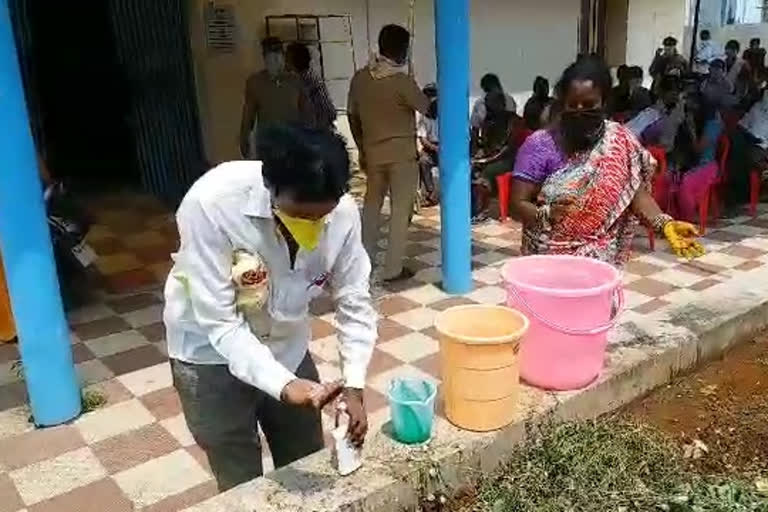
[311, 318, 335, 340]
[0, 473, 23, 512]
[497, 246, 522, 257]
[376, 296, 420, 316]
[100, 345, 167, 376]
[138, 322, 166, 343]
[71, 343, 96, 364]
[625, 278, 678, 298]
[107, 293, 162, 314]
[624, 260, 665, 277]
[704, 230, 746, 242]
[377, 318, 411, 343]
[0, 342, 19, 364]
[723, 244, 767, 259]
[363, 386, 389, 414]
[105, 269, 158, 294]
[420, 325, 441, 340]
[0, 425, 85, 471]
[409, 230, 437, 242]
[632, 299, 670, 315]
[140, 387, 182, 421]
[428, 296, 478, 312]
[309, 296, 334, 316]
[134, 244, 175, 265]
[91, 423, 180, 474]
[140, 480, 218, 512]
[676, 261, 727, 277]
[406, 243, 436, 258]
[367, 349, 405, 376]
[0, 381, 27, 412]
[72, 317, 132, 341]
[28, 478, 132, 512]
[412, 352, 441, 379]
[688, 278, 722, 291]
[735, 260, 765, 272]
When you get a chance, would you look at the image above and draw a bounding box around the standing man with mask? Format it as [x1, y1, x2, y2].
[650, 36, 688, 94]
[165, 124, 376, 491]
[240, 37, 308, 158]
[348, 24, 430, 282]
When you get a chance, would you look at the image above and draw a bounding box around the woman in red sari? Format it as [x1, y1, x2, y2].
[509, 57, 703, 266]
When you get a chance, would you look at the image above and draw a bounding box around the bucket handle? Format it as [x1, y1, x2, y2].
[507, 284, 624, 336]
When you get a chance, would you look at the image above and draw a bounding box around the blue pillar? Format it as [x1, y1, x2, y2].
[0, 0, 81, 425]
[435, 0, 472, 294]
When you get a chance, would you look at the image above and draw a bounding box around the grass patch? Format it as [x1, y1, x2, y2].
[467, 421, 768, 512]
[81, 389, 107, 413]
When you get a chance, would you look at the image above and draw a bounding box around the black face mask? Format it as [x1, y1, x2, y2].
[560, 109, 605, 151]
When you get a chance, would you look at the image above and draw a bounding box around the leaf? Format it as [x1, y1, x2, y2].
[755, 478, 768, 496]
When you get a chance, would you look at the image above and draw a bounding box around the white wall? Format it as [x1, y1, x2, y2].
[626, 0, 688, 68]
[189, 0, 580, 162]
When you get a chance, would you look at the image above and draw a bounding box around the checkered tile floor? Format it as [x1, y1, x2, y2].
[3, 194, 768, 511]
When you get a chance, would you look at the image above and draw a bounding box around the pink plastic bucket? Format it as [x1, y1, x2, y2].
[502, 255, 624, 390]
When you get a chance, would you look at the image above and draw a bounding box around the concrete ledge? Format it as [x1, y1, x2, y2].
[184, 265, 768, 512]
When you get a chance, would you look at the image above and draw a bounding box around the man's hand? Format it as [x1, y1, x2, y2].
[341, 388, 368, 448]
[281, 379, 343, 409]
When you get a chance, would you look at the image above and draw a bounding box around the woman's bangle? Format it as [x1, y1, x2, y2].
[651, 213, 673, 233]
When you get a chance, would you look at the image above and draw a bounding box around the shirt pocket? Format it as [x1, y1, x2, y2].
[268, 273, 312, 323]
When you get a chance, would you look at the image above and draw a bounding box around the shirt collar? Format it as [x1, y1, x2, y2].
[242, 178, 274, 219]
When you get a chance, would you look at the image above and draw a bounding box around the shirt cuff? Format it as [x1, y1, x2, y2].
[260, 365, 297, 402]
[343, 364, 367, 390]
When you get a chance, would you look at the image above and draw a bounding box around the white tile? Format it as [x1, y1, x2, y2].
[389, 308, 438, 331]
[472, 267, 503, 285]
[465, 285, 507, 305]
[479, 236, 516, 248]
[632, 252, 680, 268]
[117, 362, 172, 397]
[316, 362, 342, 383]
[473, 223, 512, 237]
[378, 333, 440, 363]
[309, 335, 340, 364]
[368, 365, 440, 395]
[414, 267, 442, 284]
[76, 359, 115, 387]
[651, 268, 706, 288]
[0, 406, 34, 441]
[67, 304, 115, 326]
[398, 284, 450, 305]
[720, 224, 764, 237]
[160, 414, 195, 447]
[113, 449, 210, 508]
[623, 290, 653, 309]
[122, 305, 164, 329]
[0, 360, 21, 386]
[75, 399, 155, 443]
[84, 330, 148, 358]
[740, 237, 768, 251]
[694, 252, 746, 269]
[10, 447, 106, 505]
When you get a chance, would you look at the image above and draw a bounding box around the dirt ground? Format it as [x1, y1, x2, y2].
[623, 332, 768, 476]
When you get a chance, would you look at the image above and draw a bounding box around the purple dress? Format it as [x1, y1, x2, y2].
[512, 129, 567, 184]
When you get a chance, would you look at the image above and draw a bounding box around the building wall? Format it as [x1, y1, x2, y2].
[625, 0, 687, 68]
[188, 0, 579, 163]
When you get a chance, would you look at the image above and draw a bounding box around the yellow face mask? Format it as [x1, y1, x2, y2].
[274, 211, 326, 252]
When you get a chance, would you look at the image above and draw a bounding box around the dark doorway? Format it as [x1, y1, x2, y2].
[10, 0, 206, 206]
[10, 1, 138, 192]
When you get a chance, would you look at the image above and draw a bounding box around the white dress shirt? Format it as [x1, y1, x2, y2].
[740, 95, 768, 149]
[163, 161, 377, 400]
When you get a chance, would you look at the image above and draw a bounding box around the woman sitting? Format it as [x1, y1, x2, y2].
[471, 91, 523, 222]
[725, 88, 768, 207]
[509, 57, 703, 266]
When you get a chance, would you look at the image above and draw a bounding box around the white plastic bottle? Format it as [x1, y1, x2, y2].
[330, 402, 363, 476]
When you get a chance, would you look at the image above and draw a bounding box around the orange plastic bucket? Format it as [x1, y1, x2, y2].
[434, 305, 529, 432]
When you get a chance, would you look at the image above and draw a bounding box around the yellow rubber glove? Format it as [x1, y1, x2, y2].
[663, 221, 705, 259]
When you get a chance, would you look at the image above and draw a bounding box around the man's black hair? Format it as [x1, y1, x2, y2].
[261, 37, 283, 54]
[286, 42, 311, 72]
[533, 76, 550, 98]
[663, 36, 678, 47]
[629, 66, 644, 79]
[617, 64, 629, 80]
[657, 74, 682, 94]
[700, 30, 711, 39]
[257, 123, 350, 203]
[423, 83, 438, 98]
[710, 58, 726, 70]
[726, 39, 740, 52]
[378, 24, 410, 63]
[555, 55, 613, 100]
[750, 37, 761, 46]
[480, 73, 502, 93]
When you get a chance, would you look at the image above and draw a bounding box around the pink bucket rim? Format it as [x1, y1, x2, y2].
[501, 255, 622, 298]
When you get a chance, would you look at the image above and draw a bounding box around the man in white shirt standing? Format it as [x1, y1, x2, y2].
[164, 124, 376, 491]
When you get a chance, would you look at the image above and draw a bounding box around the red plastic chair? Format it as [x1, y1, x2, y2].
[698, 135, 731, 234]
[750, 169, 761, 218]
[645, 146, 669, 251]
[497, 128, 534, 222]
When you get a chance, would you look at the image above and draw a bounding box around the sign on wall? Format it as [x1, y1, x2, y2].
[205, 2, 237, 53]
